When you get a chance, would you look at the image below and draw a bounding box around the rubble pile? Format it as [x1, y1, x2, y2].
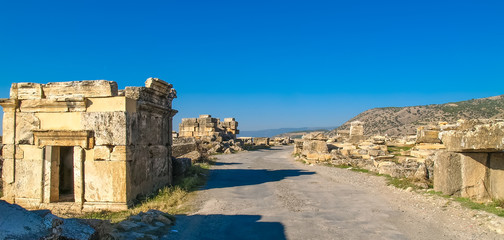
[295, 119, 504, 197]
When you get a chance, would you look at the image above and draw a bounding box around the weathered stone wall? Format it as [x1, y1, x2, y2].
[295, 132, 432, 187]
[433, 119, 504, 201]
[348, 121, 364, 143]
[0, 78, 177, 212]
[253, 137, 270, 146]
[179, 115, 239, 141]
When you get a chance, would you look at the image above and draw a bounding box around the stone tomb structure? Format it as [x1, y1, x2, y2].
[179, 115, 239, 141]
[0, 78, 177, 212]
[434, 119, 504, 201]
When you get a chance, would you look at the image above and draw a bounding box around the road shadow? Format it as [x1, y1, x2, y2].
[165, 214, 286, 240]
[204, 169, 315, 189]
[212, 162, 242, 166]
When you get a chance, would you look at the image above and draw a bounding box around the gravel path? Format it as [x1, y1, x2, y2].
[167, 146, 504, 240]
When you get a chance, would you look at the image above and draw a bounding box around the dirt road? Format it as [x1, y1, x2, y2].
[167, 146, 504, 240]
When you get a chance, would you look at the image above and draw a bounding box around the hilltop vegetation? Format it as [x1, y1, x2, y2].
[333, 95, 504, 136]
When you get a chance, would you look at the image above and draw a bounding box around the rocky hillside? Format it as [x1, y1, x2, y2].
[333, 95, 504, 136]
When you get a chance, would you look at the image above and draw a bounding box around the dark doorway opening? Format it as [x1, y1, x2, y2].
[59, 146, 74, 202]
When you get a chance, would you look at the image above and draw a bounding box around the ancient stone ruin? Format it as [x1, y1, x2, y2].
[295, 121, 433, 187]
[0, 78, 177, 212]
[295, 119, 504, 201]
[434, 119, 504, 201]
[178, 115, 239, 141]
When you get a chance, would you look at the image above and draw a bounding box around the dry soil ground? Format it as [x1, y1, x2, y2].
[166, 146, 504, 240]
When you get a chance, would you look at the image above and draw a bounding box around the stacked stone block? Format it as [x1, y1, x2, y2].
[179, 115, 239, 141]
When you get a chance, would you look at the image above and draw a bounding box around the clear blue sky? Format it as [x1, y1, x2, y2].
[1, 1, 503, 131]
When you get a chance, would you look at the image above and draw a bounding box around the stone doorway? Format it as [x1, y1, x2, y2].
[58, 146, 75, 202]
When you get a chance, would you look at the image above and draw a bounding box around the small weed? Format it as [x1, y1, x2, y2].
[425, 191, 504, 217]
[350, 168, 370, 174]
[454, 197, 504, 217]
[384, 176, 419, 190]
[387, 146, 413, 153]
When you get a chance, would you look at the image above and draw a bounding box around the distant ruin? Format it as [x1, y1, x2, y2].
[179, 115, 239, 141]
[0, 78, 177, 212]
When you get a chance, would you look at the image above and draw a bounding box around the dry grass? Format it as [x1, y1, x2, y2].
[80, 163, 210, 223]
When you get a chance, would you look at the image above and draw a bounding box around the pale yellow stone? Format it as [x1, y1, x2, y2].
[36, 112, 83, 130]
[2, 111, 16, 144]
[18, 144, 44, 160]
[93, 146, 111, 161]
[33, 130, 94, 149]
[460, 153, 489, 200]
[14, 158, 43, 199]
[3, 145, 24, 159]
[2, 158, 15, 183]
[73, 146, 84, 203]
[86, 96, 137, 113]
[84, 160, 127, 202]
[43, 80, 118, 98]
[12, 83, 43, 100]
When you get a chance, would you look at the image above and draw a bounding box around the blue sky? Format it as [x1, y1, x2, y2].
[1, 1, 503, 131]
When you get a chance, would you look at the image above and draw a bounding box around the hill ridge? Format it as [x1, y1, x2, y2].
[333, 94, 504, 136]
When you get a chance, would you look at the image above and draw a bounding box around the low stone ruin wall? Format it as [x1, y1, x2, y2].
[296, 120, 504, 200]
[295, 131, 433, 188]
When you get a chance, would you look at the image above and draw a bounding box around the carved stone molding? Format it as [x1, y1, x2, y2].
[33, 130, 94, 149]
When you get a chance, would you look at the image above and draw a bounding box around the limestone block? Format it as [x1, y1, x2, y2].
[19, 99, 68, 112]
[18, 145, 43, 160]
[179, 131, 194, 137]
[179, 150, 201, 162]
[254, 137, 270, 146]
[199, 114, 211, 118]
[36, 112, 83, 131]
[489, 153, 504, 199]
[416, 127, 441, 144]
[181, 118, 197, 124]
[302, 140, 328, 153]
[305, 152, 332, 161]
[349, 121, 364, 136]
[84, 160, 127, 202]
[368, 149, 384, 157]
[433, 151, 462, 196]
[82, 112, 127, 145]
[73, 146, 84, 203]
[93, 146, 112, 161]
[441, 121, 504, 152]
[378, 161, 402, 178]
[145, 78, 172, 95]
[14, 158, 43, 199]
[11, 83, 43, 100]
[224, 118, 235, 122]
[110, 146, 133, 161]
[2, 158, 14, 183]
[3, 145, 24, 159]
[15, 113, 40, 144]
[172, 138, 197, 157]
[460, 153, 489, 200]
[43, 80, 118, 99]
[2, 110, 16, 145]
[86, 97, 131, 113]
[303, 132, 328, 141]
